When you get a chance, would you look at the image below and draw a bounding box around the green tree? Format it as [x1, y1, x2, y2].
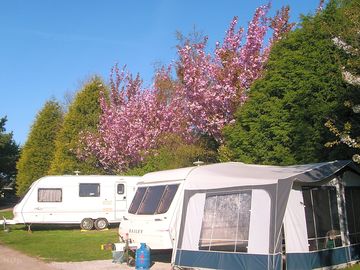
[48, 76, 106, 175]
[126, 134, 217, 176]
[325, 0, 360, 162]
[0, 117, 20, 183]
[222, 0, 358, 165]
[16, 100, 63, 195]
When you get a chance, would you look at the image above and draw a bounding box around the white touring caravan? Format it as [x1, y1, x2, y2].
[119, 167, 189, 250]
[1, 175, 140, 230]
[120, 161, 360, 270]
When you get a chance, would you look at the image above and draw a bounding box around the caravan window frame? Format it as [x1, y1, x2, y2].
[38, 188, 62, 203]
[198, 190, 252, 253]
[79, 183, 100, 197]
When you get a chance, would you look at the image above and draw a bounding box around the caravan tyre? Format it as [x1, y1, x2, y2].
[94, 218, 109, 230]
[80, 218, 94, 230]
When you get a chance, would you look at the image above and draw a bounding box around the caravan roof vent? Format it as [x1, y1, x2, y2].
[193, 160, 204, 166]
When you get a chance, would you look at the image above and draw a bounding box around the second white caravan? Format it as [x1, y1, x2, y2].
[3, 175, 140, 230]
[119, 167, 194, 250]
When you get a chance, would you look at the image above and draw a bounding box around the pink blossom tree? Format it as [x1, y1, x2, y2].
[78, 3, 294, 172]
[175, 3, 294, 142]
[78, 65, 186, 172]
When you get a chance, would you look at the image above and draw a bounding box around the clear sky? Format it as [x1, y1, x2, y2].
[0, 0, 319, 145]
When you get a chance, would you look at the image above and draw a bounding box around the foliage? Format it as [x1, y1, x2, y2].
[16, 100, 63, 195]
[126, 134, 218, 176]
[79, 4, 293, 172]
[48, 76, 106, 175]
[324, 0, 360, 162]
[0, 117, 20, 195]
[222, 0, 358, 165]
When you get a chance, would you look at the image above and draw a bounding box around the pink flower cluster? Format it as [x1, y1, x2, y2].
[78, 4, 293, 172]
[176, 4, 294, 142]
[79, 65, 186, 172]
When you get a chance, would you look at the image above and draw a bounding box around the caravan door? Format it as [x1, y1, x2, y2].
[115, 182, 127, 219]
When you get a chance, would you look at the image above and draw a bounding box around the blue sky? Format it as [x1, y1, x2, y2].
[0, 0, 319, 145]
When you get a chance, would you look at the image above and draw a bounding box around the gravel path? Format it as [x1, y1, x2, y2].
[0, 244, 54, 270]
[0, 244, 172, 270]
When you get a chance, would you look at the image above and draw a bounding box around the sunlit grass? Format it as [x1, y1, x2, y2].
[0, 211, 118, 262]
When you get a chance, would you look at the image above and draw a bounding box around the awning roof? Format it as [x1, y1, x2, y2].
[139, 160, 358, 189]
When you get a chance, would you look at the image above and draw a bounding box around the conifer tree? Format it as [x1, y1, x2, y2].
[222, 0, 358, 165]
[0, 117, 19, 183]
[48, 76, 106, 175]
[16, 100, 63, 195]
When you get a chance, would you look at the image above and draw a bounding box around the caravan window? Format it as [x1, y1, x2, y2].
[302, 186, 341, 251]
[79, 183, 100, 197]
[156, 185, 179, 214]
[345, 187, 360, 244]
[128, 187, 146, 214]
[38, 188, 62, 202]
[117, 184, 125, 195]
[199, 190, 252, 253]
[128, 184, 179, 215]
[137, 186, 165, 214]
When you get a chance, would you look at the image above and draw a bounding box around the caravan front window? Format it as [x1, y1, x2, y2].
[199, 191, 252, 253]
[138, 186, 165, 214]
[128, 184, 179, 215]
[128, 187, 146, 214]
[156, 185, 179, 214]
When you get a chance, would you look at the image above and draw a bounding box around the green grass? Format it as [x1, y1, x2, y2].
[0, 211, 119, 262]
[0, 210, 14, 220]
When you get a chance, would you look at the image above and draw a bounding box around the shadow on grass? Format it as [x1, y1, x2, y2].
[5, 223, 120, 232]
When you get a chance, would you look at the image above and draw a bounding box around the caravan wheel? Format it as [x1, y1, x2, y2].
[80, 218, 94, 230]
[94, 218, 109, 230]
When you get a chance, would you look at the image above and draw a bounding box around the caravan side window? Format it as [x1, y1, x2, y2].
[199, 190, 252, 253]
[302, 186, 341, 251]
[345, 187, 360, 244]
[38, 188, 62, 202]
[79, 183, 100, 197]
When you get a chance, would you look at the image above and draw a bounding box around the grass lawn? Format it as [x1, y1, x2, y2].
[0, 211, 118, 262]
